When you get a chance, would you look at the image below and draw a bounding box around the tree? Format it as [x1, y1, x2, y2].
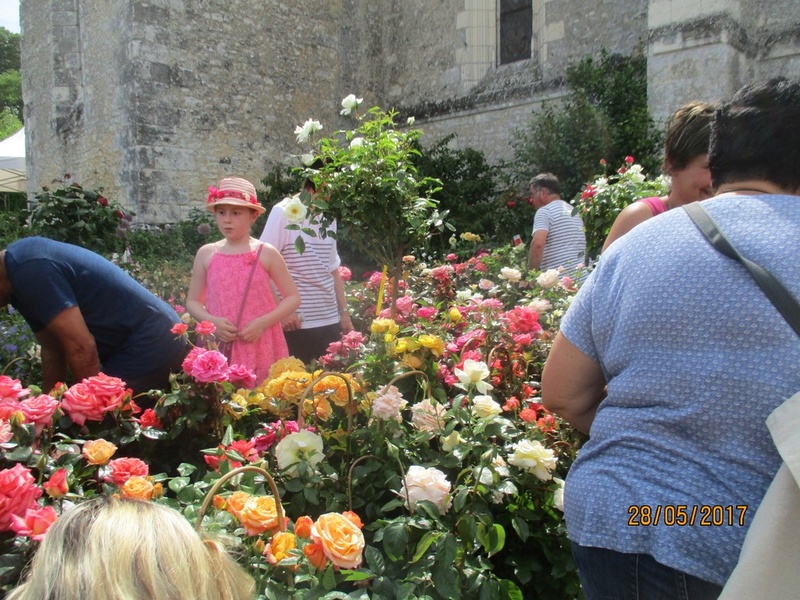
[0, 28, 21, 122]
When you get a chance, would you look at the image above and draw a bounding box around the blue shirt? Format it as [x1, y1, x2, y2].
[559, 195, 800, 586]
[6, 237, 186, 385]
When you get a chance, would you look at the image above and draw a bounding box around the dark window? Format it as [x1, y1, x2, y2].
[500, 0, 532, 64]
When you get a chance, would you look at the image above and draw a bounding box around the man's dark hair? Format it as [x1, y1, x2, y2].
[709, 77, 800, 191]
[529, 172, 561, 195]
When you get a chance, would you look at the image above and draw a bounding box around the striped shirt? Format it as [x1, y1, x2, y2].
[259, 203, 341, 329]
[532, 199, 586, 275]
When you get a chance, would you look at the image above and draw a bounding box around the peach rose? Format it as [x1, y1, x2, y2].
[311, 512, 366, 569]
[222, 491, 251, 520]
[264, 531, 297, 564]
[238, 495, 279, 536]
[107, 457, 149, 486]
[43, 468, 69, 498]
[82, 439, 118, 465]
[10, 505, 57, 541]
[342, 511, 364, 529]
[0, 464, 43, 531]
[121, 476, 154, 501]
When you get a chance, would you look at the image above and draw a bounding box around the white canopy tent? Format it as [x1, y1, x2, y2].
[0, 128, 26, 193]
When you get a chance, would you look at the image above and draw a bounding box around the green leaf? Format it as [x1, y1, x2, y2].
[364, 545, 385, 574]
[294, 236, 306, 254]
[411, 530, 440, 563]
[221, 424, 234, 446]
[382, 520, 408, 561]
[484, 523, 506, 557]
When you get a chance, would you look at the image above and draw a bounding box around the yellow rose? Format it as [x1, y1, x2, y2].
[269, 357, 307, 379]
[239, 495, 280, 536]
[304, 396, 333, 421]
[311, 512, 366, 569]
[418, 334, 445, 357]
[82, 439, 118, 465]
[120, 476, 154, 501]
[264, 531, 297, 565]
[402, 354, 423, 369]
[449, 307, 462, 322]
[371, 318, 399, 335]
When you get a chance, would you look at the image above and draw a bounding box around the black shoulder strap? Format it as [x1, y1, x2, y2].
[683, 202, 800, 338]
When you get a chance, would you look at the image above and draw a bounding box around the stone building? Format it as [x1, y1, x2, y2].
[19, 0, 800, 222]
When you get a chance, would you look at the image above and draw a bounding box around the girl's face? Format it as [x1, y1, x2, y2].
[214, 205, 257, 241]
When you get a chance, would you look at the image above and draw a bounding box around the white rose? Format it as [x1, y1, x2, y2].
[372, 384, 407, 422]
[281, 194, 307, 224]
[553, 477, 565, 511]
[472, 395, 502, 419]
[294, 118, 323, 143]
[478, 278, 495, 291]
[406, 116, 416, 126]
[274, 431, 324, 476]
[499, 267, 522, 283]
[536, 269, 560, 288]
[349, 137, 364, 148]
[399, 466, 452, 514]
[300, 153, 316, 166]
[340, 94, 363, 115]
[528, 298, 552, 313]
[507, 439, 557, 481]
[410, 398, 446, 433]
[454, 359, 493, 394]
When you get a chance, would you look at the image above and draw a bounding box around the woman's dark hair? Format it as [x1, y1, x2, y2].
[663, 101, 715, 172]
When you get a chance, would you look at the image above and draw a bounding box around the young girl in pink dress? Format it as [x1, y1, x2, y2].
[186, 177, 300, 385]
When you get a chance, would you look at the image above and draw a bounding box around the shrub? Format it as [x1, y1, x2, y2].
[24, 178, 133, 257]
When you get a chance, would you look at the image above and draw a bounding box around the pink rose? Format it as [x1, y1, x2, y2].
[227, 364, 257, 389]
[0, 464, 43, 531]
[625, 155, 635, 164]
[503, 306, 543, 336]
[43, 469, 69, 498]
[337, 266, 352, 282]
[0, 376, 29, 401]
[0, 419, 11, 443]
[20, 394, 60, 432]
[0, 398, 22, 421]
[108, 457, 149, 486]
[416, 306, 438, 320]
[190, 350, 229, 383]
[11, 506, 58, 541]
[195, 320, 216, 335]
[181, 346, 205, 375]
[61, 373, 129, 426]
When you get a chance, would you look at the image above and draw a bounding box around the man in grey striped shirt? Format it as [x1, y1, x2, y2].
[527, 173, 586, 276]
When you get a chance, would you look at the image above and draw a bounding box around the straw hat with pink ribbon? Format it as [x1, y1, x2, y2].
[206, 177, 265, 215]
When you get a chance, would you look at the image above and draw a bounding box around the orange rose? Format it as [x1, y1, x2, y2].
[294, 515, 313, 538]
[213, 494, 228, 511]
[82, 439, 118, 465]
[342, 511, 363, 529]
[264, 531, 297, 564]
[303, 541, 328, 570]
[303, 397, 332, 421]
[311, 512, 366, 569]
[223, 491, 251, 519]
[238, 495, 279, 536]
[120, 476, 154, 501]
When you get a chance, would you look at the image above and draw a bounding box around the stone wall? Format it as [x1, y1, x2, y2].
[19, 0, 800, 222]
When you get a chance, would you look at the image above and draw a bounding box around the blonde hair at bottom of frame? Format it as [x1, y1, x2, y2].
[7, 496, 255, 600]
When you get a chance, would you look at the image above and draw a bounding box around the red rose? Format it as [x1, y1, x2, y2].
[195, 321, 216, 336]
[506, 200, 516, 208]
[170, 322, 189, 335]
[108, 457, 149, 486]
[97, 196, 109, 206]
[137, 408, 163, 430]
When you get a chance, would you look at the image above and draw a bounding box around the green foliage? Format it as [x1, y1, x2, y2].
[566, 49, 663, 177]
[510, 96, 613, 199]
[509, 50, 662, 200]
[0, 306, 40, 384]
[0, 28, 20, 74]
[571, 158, 669, 259]
[297, 103, 450, 276]
[0, 107, 20, 139]
[25, 178, 134, 257]
[413, 134, 504, 255]
[0, 70, 21, 121]
[0, 193, 26, 246]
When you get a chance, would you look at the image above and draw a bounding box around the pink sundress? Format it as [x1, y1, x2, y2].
[205, 246, 289, 385]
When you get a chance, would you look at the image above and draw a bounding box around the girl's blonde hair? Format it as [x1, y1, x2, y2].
[8, 497, 255, 600]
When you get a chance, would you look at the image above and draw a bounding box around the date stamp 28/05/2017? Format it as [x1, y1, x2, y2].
[627, 505, 748, 527]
